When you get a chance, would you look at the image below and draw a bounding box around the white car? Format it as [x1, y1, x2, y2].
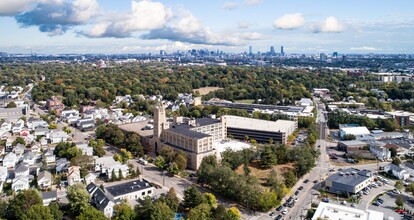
[138, 158, 148, 165]
[282, 209, 289, 215]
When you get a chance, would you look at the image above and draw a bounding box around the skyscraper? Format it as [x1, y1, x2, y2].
[249, 46, 252, 55]
[280, 46, 284, 56]
[270, 46, 275, 55]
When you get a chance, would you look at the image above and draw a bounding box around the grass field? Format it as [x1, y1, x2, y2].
[192, 86, 222, 95]
[235, 160, 295, 187]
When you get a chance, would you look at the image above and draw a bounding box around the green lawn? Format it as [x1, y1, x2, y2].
[235, 99, 255, 104]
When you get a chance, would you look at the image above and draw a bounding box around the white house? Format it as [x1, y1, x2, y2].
[34, 127, 50, 137]
[61, 109, 79, 119]
[84, 173, 97, 184]
[105, 179, 155, 202]
[2, 152, 17, 168]
[37, 170, 52, 189]
[0, 166, 8, 181]
[86, 183, 114, 218]
[22, 151, 36, 165]
[12, 175, 29, 192]
[12, 120, 24, 134]
[40, 137, 48, 146]
[43, 149, 56, 164]
[55, 158, 69, 173]
[50, 130, 68, 144]
[13, 143, 25, 157]
[14, 163, 30, 177]
[42, 191, 57, 206]
[385, 163, 410, 180]
[67, 166, 82, 186]
[75, 142, 93, 156]
[94, 156, 128, 178]
[26, 118, 48, 130]
[369, 142, 391, 161]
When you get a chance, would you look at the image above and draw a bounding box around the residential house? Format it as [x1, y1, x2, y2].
[12, 175, 29, 192]
[37, 170, 52, 189]
[2, 152, 17, 168]
[67, 166, 82, 186]
[76, 118, 95, 131]
[22, 151, 36, 165]
[42, 191, 57, 206]
[14, 163, 29, 177]
[50, 130, 68, 144]
[369, 142, 391, 161]
[34, 127, 50, 137]
[75, 142, 93, 156]
[401, 162, 414, 178]
[0, 166, 8, 181]
[13, 143, 25, 157]
[43, 149, 56, 164]
[86, 183, 114, 218]
[106, 179, 155, 202]
[94, 156, 128, 178]
[384, 143, 406, 157]
[55, 158, 69, 173]
[60, 109, 79, 119]
[40, 137, 48, 146]
[384, 163, 410, 180]
[26, 118, 48, 130]
[11, 119, 24, 134]
[84, 173, 97, 184]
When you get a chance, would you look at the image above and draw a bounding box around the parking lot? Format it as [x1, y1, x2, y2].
[368, 192, 414, 220]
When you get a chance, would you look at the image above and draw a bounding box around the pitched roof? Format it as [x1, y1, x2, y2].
[106, 179, 153, 197]
[42, 191, 57, 200]
[86, 183, 112, 211]
[38, 170, 52, 181]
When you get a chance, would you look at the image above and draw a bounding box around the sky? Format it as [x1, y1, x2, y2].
[0, 0, 413, 54]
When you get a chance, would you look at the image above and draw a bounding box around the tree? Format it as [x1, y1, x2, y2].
[154, 156, 166, 169]
[23, 204, 54, 220]
[6, 189, 43, 220]
[165, 187, 179, 212]
[395, 181, 404, 190]
[392, 157, 402, 165]
[211, 204, 233, 220]
[187, 203, 211, 220]
[183, 187, 204, 210]
[343, 134, 356, 140]
[0, 200, 7, 219]
[118, 169, 124, 180]
[48, 202, 63, 220]
[284, 170, 297, 188]
[49, 124, 58, 129]
[66, 183, 90, 215]
[13, 137, 26, 146]
[227, 207, 241, 220]
[111, 169, 117, 182]
[160, 146, 176, 164]
[6, 102, 17, 108]
[257, 191, 279, 211]
[151, 201, 174, 220]
[77, 205, 108, 220]
[396, 195, 404, 208]
[173, 153, 187, 171]
[260, 146, 277, 169]
[113, 202, 136, 220]
[66, 146, 82, 160]
[406, 183, 414, 196]
[204, 193, 217, 207]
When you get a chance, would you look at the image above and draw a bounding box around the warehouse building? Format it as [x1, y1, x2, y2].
[325, 168, 373, 195]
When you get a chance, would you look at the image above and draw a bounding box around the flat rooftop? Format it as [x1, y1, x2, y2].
[326, 168, 371, 187]
[167, 124, 211, 139]
[312, 202, 383, 220]
[106, 179, 153, 197]
[223, 115, 296, 133]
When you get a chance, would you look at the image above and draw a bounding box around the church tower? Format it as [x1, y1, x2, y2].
[154, 104, 166, 139]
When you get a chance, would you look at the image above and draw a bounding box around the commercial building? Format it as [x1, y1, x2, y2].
[0, 106, 29, 121]
[46, 96, 64, 115]
[325, 168, 373, 195]
[105, 179, 154, 202]
[339, 124, 370, 139]
[222, 115, 297, 144]
[312, 202, 383, 220]
[153, 105, 224, 170]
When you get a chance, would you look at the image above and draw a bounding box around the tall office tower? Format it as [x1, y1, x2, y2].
[320, 53, 328, 61]
[249, 46, 252, 55]
[281, 46, 284, 56]
[333, 52, 338, 57]
[270, 46, 275, 55]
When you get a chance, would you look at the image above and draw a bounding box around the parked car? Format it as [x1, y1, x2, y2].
[373, 201, 380, 206]
[276, 205, 283, 211]
[298, 186, 304, 190]
[275, 215, 283, 220]
[269, 212, 275, 216]
[304, 179, 309, 183]
[377, 198, 384, 204]
[403, 214, 413, 220]
[294, 190, 300, 195]
[313, 180, 318, 183]
[322, 198, 330, 203]
[281, 209, 289, 215]
[396, 209, 408, 214]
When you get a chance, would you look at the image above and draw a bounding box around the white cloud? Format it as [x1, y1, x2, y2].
[238, 21, 250, 29]
[81, 0, 173, 38]
[238, 32, 263, 40]
[273, 13, 304, 30]
[222, 2, 240, 10]
[222, 0, 262, 10]
[311, 16, 343, 33]
[350, 46, 382, 51]
[0, 0, 55, 16]
[70, 0, 99, 23]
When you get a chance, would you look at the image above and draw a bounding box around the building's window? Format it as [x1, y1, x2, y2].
[142, 192, 145, 196]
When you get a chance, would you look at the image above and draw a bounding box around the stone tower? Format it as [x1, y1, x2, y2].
[153, 104, 166, 139]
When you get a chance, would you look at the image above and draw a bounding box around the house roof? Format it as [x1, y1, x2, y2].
[42, 191, 57, 200]
[15, 163, 29, 173]
[38, 170, 52, 181]
[387, 163, 403, 172]
[106, 179, 153, 197]
[326, 168, 371, 187]
[86, 183, 112, 211]
[85, 173, 97, 180]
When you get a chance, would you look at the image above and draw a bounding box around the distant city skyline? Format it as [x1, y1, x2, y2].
[1, 0, 414, 54]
